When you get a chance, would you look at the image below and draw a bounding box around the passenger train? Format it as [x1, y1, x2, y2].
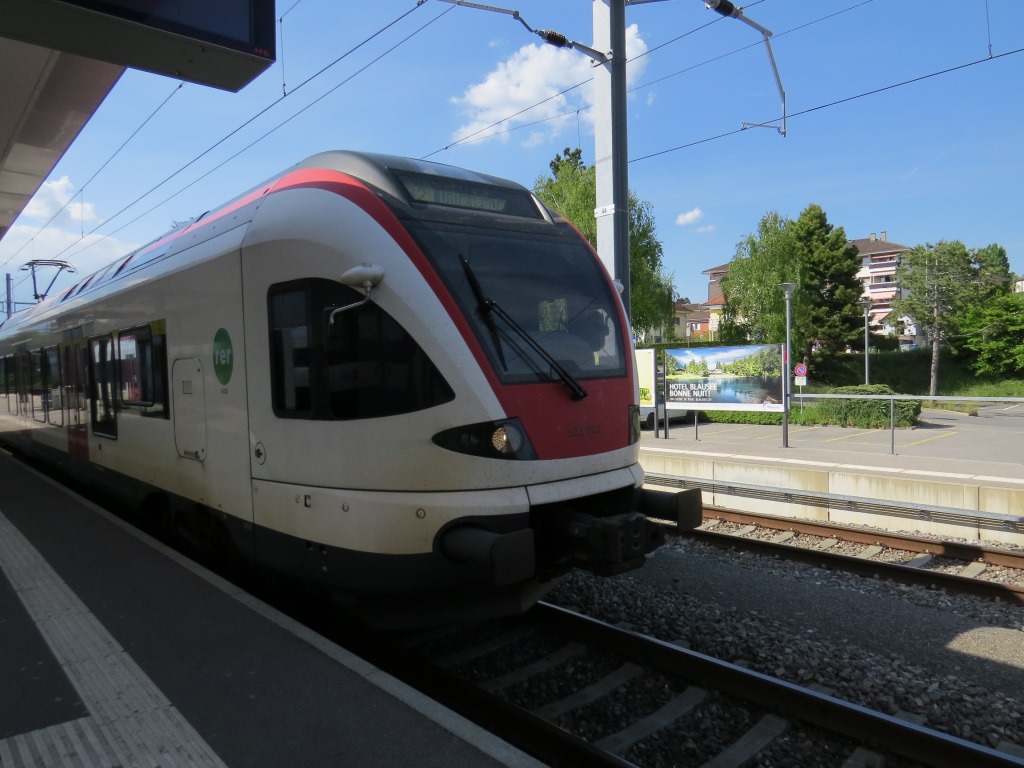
[0, 151, 700, 619]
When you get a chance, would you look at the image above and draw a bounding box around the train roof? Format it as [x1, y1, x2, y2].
[295, 151, 530, 196]
[0, 151, 542, 334]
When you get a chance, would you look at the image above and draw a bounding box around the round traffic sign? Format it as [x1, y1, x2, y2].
[794, 363, 807, 376]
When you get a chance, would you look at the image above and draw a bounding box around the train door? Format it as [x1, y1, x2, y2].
[63, 340, 89, 459]
[171, 358, 207, 462]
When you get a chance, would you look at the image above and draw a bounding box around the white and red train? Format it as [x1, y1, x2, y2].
[0, 151, 699, 617]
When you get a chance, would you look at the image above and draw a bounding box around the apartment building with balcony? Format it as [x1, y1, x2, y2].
[690, 235, 918, 343]
[852, 231, 911, 333]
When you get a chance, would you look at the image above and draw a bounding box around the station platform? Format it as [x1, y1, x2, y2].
[639, 412, 1024, 544]
[640, 416, 1024, 482]
[0, 451, 543, 768]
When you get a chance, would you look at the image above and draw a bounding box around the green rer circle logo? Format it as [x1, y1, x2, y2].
[213, 328, 234, 385]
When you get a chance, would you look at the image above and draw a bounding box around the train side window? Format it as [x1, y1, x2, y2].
[268, 279, 454, 420]
[45, 346, 63, 427]
[31, 349, 45, 423]
[76, 345, 89, 426]
[117, 325, 167, 417]
[1, 355, 11, 414]
[14, 351, 30, 416]
[88, 335, 118, 438]
[269, 287, 313, 415]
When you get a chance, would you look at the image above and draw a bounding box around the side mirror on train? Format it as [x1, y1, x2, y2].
[327, 264, 385, 329]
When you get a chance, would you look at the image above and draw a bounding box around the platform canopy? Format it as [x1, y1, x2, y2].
[0, 0, 275, 248]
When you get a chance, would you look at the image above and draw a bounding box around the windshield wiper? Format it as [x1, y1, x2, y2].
[460, 255, 508, 371]
[460, 255, 588, 401]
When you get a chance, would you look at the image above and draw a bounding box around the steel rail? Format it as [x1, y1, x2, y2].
[689, 525, 1024, 603]
[655, 506, 1024, 604]
[700, 506, 1024, 569]
[319, 611, 636, 768]
[534, 602, 1024, 768]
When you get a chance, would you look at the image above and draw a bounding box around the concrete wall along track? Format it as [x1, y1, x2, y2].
[639, 420, 1024, 547]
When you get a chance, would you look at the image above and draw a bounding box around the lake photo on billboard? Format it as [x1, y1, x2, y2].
[664, 344, 784, 412]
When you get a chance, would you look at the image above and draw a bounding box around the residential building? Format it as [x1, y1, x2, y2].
[671, 299, 709, 340]
[695, 232, 923, 344]
[851, 231, 911, 332]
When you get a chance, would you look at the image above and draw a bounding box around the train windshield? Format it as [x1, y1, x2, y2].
[407, 221, 627, 385]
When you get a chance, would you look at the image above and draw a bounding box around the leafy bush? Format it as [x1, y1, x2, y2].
[698, 410, 782, 425]
[798, 385, 920, 427]
[696, 384, 920, 428]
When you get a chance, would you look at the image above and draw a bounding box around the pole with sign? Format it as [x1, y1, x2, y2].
[794, 363, 807, 413]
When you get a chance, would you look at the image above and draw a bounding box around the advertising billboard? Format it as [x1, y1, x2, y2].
[662, 345, 784, 412]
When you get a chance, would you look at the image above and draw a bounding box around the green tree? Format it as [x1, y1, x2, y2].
[534, 148, 675, 340]
[970, 243, 1013, 299]
[721, 205, 863, 361]
[959, 292, 1024, 376]
[719, 211, 796, 345]
[891, 240, 977, 396]
[789, 204, 862, 359]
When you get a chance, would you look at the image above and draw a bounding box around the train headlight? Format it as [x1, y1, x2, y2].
[491, 423, 524, 454]
[433, 418, 537, 460]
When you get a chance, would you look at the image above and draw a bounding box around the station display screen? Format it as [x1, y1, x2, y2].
[3, 0, 276, 91]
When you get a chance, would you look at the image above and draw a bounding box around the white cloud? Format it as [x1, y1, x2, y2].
[696, 224, 716, 233]
[675, 207, 704, 226]
[23, 176, 99, 225]
[0, 222, 136, 299]
[450, 24, 649, 146]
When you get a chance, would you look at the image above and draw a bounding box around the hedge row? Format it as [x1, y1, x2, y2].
[696, 385, 921, 428]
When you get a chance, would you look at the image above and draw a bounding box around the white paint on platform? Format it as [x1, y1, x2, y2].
[0, 510, 227, 768]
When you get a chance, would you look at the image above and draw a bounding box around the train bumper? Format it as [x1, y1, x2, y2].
[638, 486, 704, 530]
[532, 485, 703, 577]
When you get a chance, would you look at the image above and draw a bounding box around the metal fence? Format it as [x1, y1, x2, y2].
[789, 393, 1024, 455]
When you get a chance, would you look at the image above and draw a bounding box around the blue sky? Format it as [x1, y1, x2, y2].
[2, 0, 1022, 309]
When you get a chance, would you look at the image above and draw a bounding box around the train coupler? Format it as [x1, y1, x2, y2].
[555, 510, 665, 576]
[637, 486, 703, 530]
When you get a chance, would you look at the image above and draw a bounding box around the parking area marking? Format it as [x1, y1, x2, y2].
[821, 430, 879, 444]
[903, 431, 958, 447]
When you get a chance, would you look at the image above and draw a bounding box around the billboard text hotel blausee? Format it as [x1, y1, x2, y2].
[636, 345, 785, 413]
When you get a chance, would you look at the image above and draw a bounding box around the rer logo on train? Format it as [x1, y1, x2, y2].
[213, 328, 234, 385]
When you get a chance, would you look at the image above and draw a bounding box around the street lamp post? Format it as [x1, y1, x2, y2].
[780, 282, 796, 448]
[861, 300, 872, 385]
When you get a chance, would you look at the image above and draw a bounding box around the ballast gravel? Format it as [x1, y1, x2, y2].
[545, 534, 1024, 756]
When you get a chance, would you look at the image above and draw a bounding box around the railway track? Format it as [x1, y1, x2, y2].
[664, 506, 1024, 604]
[46, 458, 1024, 766]
[323, 602, 1024, 768]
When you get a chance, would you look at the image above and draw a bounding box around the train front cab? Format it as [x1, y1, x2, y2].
[236, 157, 702, 607]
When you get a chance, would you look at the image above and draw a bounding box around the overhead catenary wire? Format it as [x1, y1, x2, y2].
[427, 0, 859, 158]
[0, 81, 185, 273]
[428, 0, 1016, 169]
[278, 0, 309, 95]
[630, 45, 1024, 164]
[431, 0, 871, 153]
[6, 0, 1015, 292]
[448, 41, 1024, 163]
[41, 1, 435, 270]
[56, 2, 452, 267]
